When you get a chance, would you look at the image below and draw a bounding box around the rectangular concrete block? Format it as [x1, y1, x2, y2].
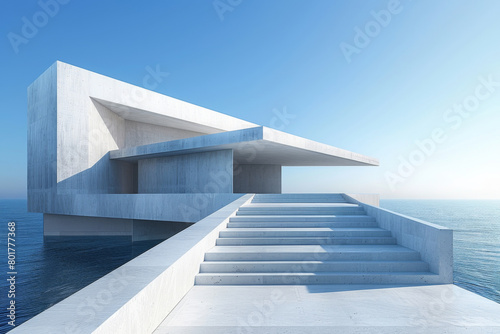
[43, 214, 133, 236]
[138, 150, 233, 193]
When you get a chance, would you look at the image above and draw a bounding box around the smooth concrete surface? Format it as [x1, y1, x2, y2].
[155, 284, 500, 334]
[345, 193, 380, 207]
[110, 126, 379, 166]
[44, 214, 192, 241]
[233, 164, 281, 194]
[27, 62, 57, 213]
[195, 195, 444, 286]
[28, 62, 378, 239]
[40, 193, 245, 223]
[138, 150, 233, 193]
[43, 213, 133, 236]
[10, 194, 254, 334]
[123, 119, 205, 148]
[251, 193, 348, 203]
[28, 61, 255, 214]
[344, 195, 453, 284]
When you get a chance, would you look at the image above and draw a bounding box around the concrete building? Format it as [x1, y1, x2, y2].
[16, 62, 500, 333]
[28, 61, 378, 241]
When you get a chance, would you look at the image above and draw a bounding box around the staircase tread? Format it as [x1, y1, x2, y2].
[198, 197, 436, 285]
[241, 204, 359, 208]
[202, 260, 428, 264]
[197, 271, 438, 276]
[218, 237, 395, 240]
[231, 215, 372, 218]
[207, 245, 418, 253]
[222, 227, 387, 232]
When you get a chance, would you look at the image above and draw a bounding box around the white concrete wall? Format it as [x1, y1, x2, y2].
[344, 193, 380, 207]
[233, 164, 282, 194]
[27, 62, 58, 213]
[10, 194, 254, 334]
[138, 150, 233, 193]
[28, 62, 254, 212]
[124, 120, 204, 148]
[343, 194, 453, 283]
[42, 193, 245, 223]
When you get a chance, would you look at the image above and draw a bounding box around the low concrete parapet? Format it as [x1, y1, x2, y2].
[344, 193, 380, 207]
[343, 194, 453, 283]
[11, 194, 254, 334]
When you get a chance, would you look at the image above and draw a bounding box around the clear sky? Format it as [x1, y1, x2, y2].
[1, 0, 499, 199]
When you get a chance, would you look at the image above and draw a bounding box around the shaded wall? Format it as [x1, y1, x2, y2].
[233, 164, 281, 194]
[138, 150, 233, 193]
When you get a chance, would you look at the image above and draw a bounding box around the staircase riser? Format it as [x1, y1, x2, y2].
[230, 216, 375, 222]
[216, 238, 397, 246]
[205, 252, 421, 261]
[251, 196, 347, 203]
[236, 210, 365, 216]
[227, 222, 379, 228]
[220, 230, 391, 237]
[200, 262, 430, 273]
[240, 206, 361, 210]
[195, 274, 441, 285]
[242, 205, 356, 209]
[197, 195, 434, 286]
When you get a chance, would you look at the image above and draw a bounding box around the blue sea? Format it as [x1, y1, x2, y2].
[0, 200, 163, 333]
[380, 199, 500, 304]
[0, 199, 499, 332]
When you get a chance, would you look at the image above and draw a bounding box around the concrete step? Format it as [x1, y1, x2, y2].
[204, 245, 421, 261]
[200, 260, 430, 273]
[229, 215, 375, 222]
[216, 237, 397, 246]
[236, 207, 365, 216]
[219, 227, 391, 238]
[195, 272, 440, 285]
[243, 203, 359, 208]
[227, 221, 379, 228]
[252, 194, 347, 203]
[195, 196, 434, 286]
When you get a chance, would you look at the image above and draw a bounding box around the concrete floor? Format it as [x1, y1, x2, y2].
[154, 284, 500, 334]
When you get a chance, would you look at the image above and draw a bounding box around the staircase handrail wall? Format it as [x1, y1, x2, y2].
[11, 194, 255, 334]
[343, 194, 453, 283]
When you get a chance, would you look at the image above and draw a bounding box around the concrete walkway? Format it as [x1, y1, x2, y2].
[154, 284, 500, 333]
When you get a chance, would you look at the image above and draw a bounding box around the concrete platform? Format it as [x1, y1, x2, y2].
[154, 284, 500, 334]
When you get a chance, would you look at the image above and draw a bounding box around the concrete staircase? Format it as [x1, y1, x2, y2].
[195, 194, 440, 285]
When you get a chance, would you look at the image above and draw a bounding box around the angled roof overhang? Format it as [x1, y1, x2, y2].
[110, 126, 379, 166]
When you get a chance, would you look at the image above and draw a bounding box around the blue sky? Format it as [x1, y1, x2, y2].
[1, 0, 499, 199]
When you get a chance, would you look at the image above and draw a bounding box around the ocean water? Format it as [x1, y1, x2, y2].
[0, 199, 163, 333]
[380, 199, 500, 304]
[0, 199, 499, 332]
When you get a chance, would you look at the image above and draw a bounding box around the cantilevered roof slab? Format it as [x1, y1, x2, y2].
[110, 126, 379, 166]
